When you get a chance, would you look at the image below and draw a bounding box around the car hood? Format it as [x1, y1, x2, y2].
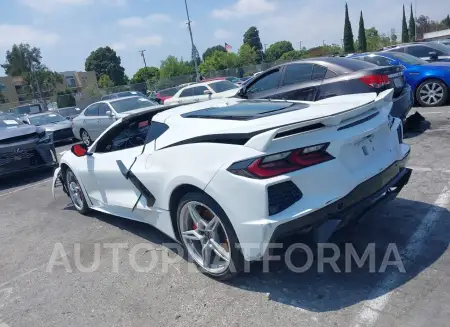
[41, 120, 72, 132]
[115, 105, 162, 118]
[0, 124, 39, 141]
[217, 88, 241, 97]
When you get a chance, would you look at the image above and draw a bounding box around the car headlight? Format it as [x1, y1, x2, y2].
[38, 131, 53, 144]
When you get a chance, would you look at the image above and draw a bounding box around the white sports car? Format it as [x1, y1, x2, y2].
[52, 89, 411, 279]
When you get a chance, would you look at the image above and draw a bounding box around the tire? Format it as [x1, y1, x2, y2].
[65, 168, 90, 215]
[415, 79, 448, 107]
[80, 129, 92, 146]
[176, 192, 244, 280]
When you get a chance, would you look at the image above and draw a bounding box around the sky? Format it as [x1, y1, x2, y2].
[0, 0, 449, 78]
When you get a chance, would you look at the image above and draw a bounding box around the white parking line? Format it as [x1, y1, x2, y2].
[351, 186, 450, 327]
[409, 167, 450, 173]
[0, 179, 51, 198]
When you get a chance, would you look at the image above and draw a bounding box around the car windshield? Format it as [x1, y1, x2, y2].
[0, 113, 23, 127]
[57, 107, 81, 117]
[208, 80, 239, 93]
[29, 113, 66, 126]
[382, 52, 428, 65]
[225, 77, 240, 83]
[12, 104, 42, 115]
[116, 91, 146, 98]
[110, 97, 158, 113]
[158, 87, 179, 97]
[429, 41, 450, 53]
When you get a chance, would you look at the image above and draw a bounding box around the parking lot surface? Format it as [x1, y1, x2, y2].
[1, 106, 450, 327]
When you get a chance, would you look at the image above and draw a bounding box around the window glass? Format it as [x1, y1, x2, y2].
[84, 104, 99, 116]
[179, 88, 193, 98]
[208, 81, 239, 93]
[362, 55, 394, 66]
[158, 87, 179, 97]
[312, 65, 328, 80]
[110, 97, 157, 113]
[96, 120, 151, 153]
[387, 47, 405, 53]
[246, 69, 281, 94]
[282, 64, 313, 86]
[385, 52, 428, 65]
[28, 113, 65, 126]
[191, 86, 208, 96]
[406, 45, 434, 57]
[98, 103, 110, 116]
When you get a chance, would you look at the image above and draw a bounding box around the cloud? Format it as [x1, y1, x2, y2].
[212, 0, 276, 19]
[118, 14, 172, 27]
[214, 29, 232, 40]
[133, 35, 163, 47]
[110, 42, 126, 51]
[19, 0, 126, 13]
[0, 24, 60, 48]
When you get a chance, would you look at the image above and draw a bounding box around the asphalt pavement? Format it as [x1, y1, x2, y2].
[1, 106, 450, 327]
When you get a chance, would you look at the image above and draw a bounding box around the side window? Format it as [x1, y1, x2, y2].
[98, 103, 110, 116]
[84, 104, 99, 116]
[192, 86, 208, 96]
[325, 70, 338, 78]
[246, 69, 281, 94]
[363, 56, 394, 66]
[179, 88, 193, 98]
[145, 121, 169, 144]
[406, 45, 433, 57]
[312, 65, 328, 80]
[282, 64, 314, 86]
[387, 47, 405, 53]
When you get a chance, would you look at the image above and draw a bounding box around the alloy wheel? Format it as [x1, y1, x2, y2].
[179, 201, 231, 274]
[81, 130, 91, 146]
[66, 170, 85, 211]
[419, 82, 444, 106]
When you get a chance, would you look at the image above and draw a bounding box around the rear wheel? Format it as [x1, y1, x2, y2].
[65, 168, 90, 215]
[80, 129, 92, 146]
[416, 79, 448, 107]
[176, 192, 244, 280]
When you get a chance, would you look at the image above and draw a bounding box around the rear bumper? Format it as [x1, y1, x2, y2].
[391, 85, 413, 119]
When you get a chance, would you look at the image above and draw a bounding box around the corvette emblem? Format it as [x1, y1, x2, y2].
[15, 147, 23, 153]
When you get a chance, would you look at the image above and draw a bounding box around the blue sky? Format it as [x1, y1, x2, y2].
[0, 0, 448, 78]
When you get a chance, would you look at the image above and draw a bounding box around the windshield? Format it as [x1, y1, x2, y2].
[13, 104, 42, 115]
[383, 52, 428, 65]
[110, 97, 158, 113]
[158, 87, 179, 97]
[208, 80, 239, 93]
[57, 107, 81, 117]
[225, 77, 240, 83]
[29, 113, 66, 126]
[429, 41, 450, 53]
[117, 91, 146, 98]
[0, 113, 23, 127]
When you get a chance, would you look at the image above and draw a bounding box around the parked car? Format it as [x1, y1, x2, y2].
[154, 87, 180, 104]
[164, 80, 240, 105]
[382, 41, 450, 62]
[51, 106, 82, 120]
[0, 112, 57, 178]
[234, 57, 412, 119]
[72, 96, 160, 146]
[53, 90, 411, 280]
[22, 112, 75, 143]
[101, 91, 147, 101]
[8, 102, 47, 116]
[350, 52, 450, 107]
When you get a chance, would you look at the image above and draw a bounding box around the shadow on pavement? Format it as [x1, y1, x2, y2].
[404, 111, 431, 139]
[0, 169, 54, 192]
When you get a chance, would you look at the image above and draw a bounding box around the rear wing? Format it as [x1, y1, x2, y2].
[244, 89, 394, 152]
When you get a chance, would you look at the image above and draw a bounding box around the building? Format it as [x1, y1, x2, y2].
[0, 71, 98, 108]
[423, 29, 450, 41]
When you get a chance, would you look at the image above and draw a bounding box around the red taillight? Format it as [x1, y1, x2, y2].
[359, 74, 390, 88]
[228, 143, 334, 179]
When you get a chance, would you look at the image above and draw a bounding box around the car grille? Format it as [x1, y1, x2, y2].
[267, 181, 303, 216]
[0, 133, 38, 145]
[53, 128, 73, 141]
[0, 149, 43, 171]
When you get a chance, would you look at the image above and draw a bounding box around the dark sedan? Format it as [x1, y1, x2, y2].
[235, 57, 413, 119]
[52, 106, 81, 120]
[0, 112, 57, 178]
[22, 112, 75, 143]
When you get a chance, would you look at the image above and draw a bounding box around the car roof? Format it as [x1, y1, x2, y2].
[101, 95, 144, 103]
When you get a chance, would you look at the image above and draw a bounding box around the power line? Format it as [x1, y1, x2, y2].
[138, 50, 147, 68]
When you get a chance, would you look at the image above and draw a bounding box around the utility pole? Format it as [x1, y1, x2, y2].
[414, 0, 418, 41]
[264, 44, 267, 52]
[298, 41, 302, 51]
[184, 0, 200, 82]
[323, 40, 326, 46]
[138, 50, 147, 67]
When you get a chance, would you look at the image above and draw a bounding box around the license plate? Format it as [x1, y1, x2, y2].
[355, 135, 376, 156]
[393, 77, 404, 88]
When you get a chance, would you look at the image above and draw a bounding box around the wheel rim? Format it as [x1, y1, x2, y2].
[419, 82, 444, 105]
[179, 201, 231, 274]
[81, 131, 90, 145]
[66, 171, 84, 211]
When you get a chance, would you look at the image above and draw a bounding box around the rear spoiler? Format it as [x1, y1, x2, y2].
[244, 89, 394, 152]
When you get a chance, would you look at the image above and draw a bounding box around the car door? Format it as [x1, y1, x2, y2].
[77, 118, 155, 221]
[191, 85, 210, 102]
[82, 103, 100, 137]
[243, 68, 283, 99]
[176, 87, 195, 104]
[96, 103, 117, 138]
[274, 63, 323, 101]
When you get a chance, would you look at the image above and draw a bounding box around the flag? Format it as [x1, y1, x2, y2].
[225, 43, 232, 52]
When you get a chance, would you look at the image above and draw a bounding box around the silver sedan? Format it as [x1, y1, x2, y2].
[72, 96, 160, 146]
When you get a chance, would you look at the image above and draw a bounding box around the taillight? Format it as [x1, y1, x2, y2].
[227, 143, 334, 179]
[359, 74, 390, 88]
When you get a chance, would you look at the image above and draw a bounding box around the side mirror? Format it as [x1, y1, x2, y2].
[22, 120, 29, 124]
[105, 110, 114, 117]
[66, 117, 71, 120]
[429, 51, 438, 60]
[71, 143, 89, 157]
[203, 89, 213, 95]
[75, 108, 80, 111]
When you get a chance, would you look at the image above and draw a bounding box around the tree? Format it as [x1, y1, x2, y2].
[305, 44, 342, 58]
[202, 45, 226, 61]
[390, 29, 398, 44]
[443, 15, 450, 28]
[238, 44, 259, 66]
[243, 26, 263, 63]
[199, 51, 238, 74]
[131, 67, 160, 84]
[85, 46, 126, 86]
[343, 3, 355, 53]
[265, 41, 294, 62]
[1, 43, 42, 76]
[21, 63, 63, 98]
[279, 50, 305, 61]
[409, 4, 416, 41]
[358, 11, 367, 52]
[159, 56, 193, 79]
[57, 89, 76, 108]
[98, 74, 114, 88]
[402, 5, 409, 43]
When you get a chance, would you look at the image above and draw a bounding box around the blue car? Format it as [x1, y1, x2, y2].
[350, 52, 450, 107]
[381, 41, 450, 63]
